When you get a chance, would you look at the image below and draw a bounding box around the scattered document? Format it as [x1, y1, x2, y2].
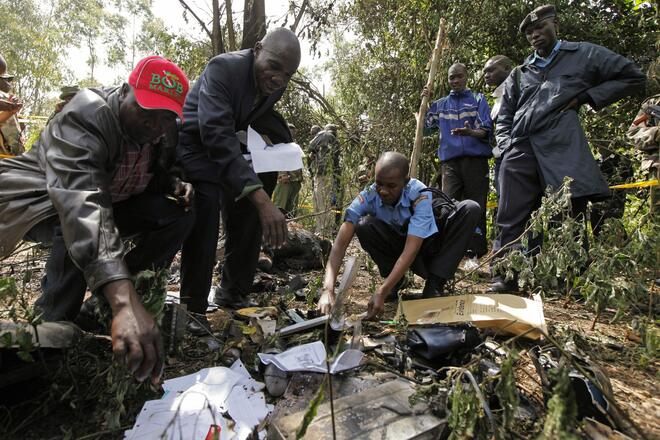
[247, 125, 304, 173]
[124, 360, 272, 440]
[258, 341, 364, 374]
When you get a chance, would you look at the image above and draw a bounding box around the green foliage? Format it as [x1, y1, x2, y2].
[493, 177, 658, 325]
[632, 318, 659, 369]
[448, 373, 489, 440]
[494, 350, 520, 434]
[134, 269, 168, 325]
[0, 274, 42, 362]
[137, 17, 212, 79]
[538, 364, 579, 440]
[1, 0, 151, 114]
[325, 0, 656, 184]
[306, 275, 323, 309]
[408, 383, 447, 416]
[103, 363, 135, 429]
[296, 376, 326, 439]
[492, 178, 587, 295]
[579, 218, 658, 322]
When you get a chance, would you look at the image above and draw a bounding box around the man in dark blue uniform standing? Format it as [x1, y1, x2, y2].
[177, 28, 301, 334]
[490, 4, 645, 292]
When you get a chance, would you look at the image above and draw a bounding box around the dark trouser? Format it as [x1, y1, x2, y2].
[493, 157, 503, 196]
[494, 141, 588, 257]
[441, 156, 489, 257]
[354, 200, 480, 280]
[30, 192, 194, 322]
[180, 173, 277, 314]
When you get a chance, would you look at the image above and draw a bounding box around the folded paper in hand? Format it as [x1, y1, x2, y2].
[247, 125, 304, 173]
[397, 293, 547, 340]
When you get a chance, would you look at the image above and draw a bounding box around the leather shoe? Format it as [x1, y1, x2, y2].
[213, 287, 257, 309]
[422, 275, 447, 298]
[187, 313, 212, 336]
[488, 276, 518, 293]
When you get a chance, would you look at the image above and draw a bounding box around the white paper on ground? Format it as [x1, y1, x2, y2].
[247, 125, 303, 173]
[257, 340, 364, 374]
[125, 360, 272, 440]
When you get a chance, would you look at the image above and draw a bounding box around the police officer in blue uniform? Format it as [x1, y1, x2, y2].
[317, 152, 480, 319]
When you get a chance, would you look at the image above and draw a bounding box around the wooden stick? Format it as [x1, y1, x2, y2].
[410, 19, 446, 178]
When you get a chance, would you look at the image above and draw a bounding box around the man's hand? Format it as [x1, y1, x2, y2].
[249, 188, 288, 248]
[560, 97, 579, 112]
[0, 99, 21, 113]
[172, 178, 194, 211]
[317, 286, 335, 315]
[103, 279, 163, 384]
[420, 85, 431, 99]
[365, 290, 386, 320]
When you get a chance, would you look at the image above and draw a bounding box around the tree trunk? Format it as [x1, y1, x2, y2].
[212, 0, 225, 55]
[225, 0, 237, 52]
[291, 0, 309, 33]
[410, 19, 446, 179]
[241, 0, 266, 50]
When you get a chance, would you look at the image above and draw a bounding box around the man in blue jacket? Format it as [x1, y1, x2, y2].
[424, 63, 492, 257]
[177, 28, 301, 334]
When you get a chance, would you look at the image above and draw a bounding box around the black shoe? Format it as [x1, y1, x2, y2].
[187, 313, 212, 336]
[488, 276, 518, 293]
[422, 275, 447, 298]
[213, 287, 257, 309]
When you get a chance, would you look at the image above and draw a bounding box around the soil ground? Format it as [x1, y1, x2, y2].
[0, 239, 658, 439]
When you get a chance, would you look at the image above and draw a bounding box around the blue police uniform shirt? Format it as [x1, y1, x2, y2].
[344, 178, 438, 239]
[527, 40, 562, 68]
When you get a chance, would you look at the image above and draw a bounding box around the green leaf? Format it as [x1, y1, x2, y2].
[296, 378, 326, 439]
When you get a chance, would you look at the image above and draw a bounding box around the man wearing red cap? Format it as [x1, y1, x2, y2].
[176, 27, 301, 335]
[0, 56, 194, 384]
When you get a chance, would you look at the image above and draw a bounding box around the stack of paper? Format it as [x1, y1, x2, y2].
[247, 126, 304, 173]
[124, 360, 272, 440]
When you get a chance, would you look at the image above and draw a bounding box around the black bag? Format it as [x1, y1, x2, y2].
[407, 324, 481, 361]
[420, 187, 457, 227]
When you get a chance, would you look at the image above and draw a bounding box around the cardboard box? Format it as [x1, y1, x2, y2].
[397, 294, 547, 340]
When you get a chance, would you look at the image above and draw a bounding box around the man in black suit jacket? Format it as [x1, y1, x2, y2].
[177, 28, 301, 335]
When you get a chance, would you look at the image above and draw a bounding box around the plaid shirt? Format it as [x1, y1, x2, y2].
[109, 138, 155, 202]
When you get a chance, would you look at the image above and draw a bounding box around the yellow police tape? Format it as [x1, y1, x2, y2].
[0, 153, 15, 158]
[608, 179, 658, 190]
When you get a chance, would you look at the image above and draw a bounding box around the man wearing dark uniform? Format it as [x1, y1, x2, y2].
[490, 4, 645, 292]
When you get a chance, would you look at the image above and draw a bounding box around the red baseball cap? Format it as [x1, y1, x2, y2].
[128, 55, 189, 120]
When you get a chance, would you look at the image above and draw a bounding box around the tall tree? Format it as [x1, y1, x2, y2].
[241, 0, 266, 49]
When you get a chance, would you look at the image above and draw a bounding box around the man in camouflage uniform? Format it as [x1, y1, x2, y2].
[627, 61, 659, 217]
[0, 55, 23, 155]
[308, 123, 340, 235]
[272, 122, 304, 217]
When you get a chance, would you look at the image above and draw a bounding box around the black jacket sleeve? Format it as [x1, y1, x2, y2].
[197, 57, 262, 198]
